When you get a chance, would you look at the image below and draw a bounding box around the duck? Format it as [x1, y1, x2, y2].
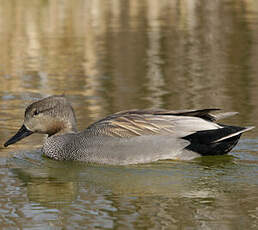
[4, 95, 254, 165]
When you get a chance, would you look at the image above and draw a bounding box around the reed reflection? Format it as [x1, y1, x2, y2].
[0, 0, 257, 120]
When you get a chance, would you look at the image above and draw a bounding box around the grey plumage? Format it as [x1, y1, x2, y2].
[4, 95, 254, 165]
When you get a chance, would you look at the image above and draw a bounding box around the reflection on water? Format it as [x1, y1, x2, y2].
[0, 0, 258, 229]
[2, 154, 257, 229]
[1, 0, 258, 116]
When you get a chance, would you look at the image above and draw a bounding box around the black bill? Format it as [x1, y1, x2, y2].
[4, 125, 33, 147]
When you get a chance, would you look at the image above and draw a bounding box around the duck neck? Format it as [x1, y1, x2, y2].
[47, 120, 78, 137]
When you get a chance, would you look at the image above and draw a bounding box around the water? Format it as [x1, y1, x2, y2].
[0, 0, 258, 229]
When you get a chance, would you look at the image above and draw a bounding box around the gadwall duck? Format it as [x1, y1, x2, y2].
[4, 95, 254, 165]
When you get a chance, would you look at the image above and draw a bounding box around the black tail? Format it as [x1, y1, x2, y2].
[183, 126, 254, 156]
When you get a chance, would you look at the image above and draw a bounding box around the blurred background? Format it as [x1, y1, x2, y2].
[0, 0, 257, 229]
[0, 0, 258, 124]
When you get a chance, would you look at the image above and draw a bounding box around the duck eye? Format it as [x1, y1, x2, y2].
[33, 110, 40, 116]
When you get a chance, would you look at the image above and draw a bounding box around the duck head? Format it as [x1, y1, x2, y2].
[4, 95, 77, 147]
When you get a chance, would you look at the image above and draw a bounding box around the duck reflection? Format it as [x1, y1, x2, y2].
[9, 151, 235, 203]
[7, 152, 257, 229]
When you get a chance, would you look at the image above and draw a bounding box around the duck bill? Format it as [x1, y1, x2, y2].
[4, 125, 33, 147]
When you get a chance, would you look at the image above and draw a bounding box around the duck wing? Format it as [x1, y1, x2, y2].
[86, 108, 223, 138]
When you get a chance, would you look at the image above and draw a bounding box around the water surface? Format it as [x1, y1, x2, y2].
[0, 0, 258, 229]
